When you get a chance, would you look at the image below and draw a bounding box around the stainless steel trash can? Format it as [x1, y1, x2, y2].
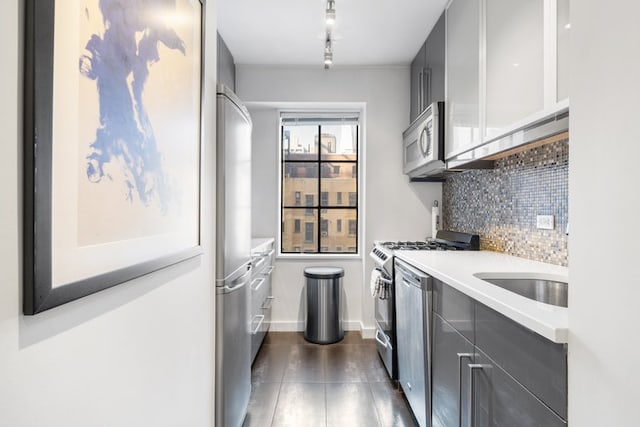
[304, 267, 344, 344]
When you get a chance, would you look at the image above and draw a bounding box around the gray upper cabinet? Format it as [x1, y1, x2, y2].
[217, 33, 236, 92]
[426, 12, 446, 106]
[409, 12, 446, 124]
[410, 41, 427, 123]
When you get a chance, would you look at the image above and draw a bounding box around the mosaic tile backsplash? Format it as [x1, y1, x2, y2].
[443, 139, 568, 266]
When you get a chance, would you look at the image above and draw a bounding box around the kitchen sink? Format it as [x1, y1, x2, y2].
[474, 273, 568, 308]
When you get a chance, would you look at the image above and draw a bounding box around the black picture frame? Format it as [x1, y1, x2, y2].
[23, 0, 205, 315]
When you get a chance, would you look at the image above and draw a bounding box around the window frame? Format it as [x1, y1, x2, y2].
[278, 113, 361, 257]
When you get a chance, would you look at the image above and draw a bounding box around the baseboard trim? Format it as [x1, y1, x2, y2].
[269, 320, 376, 338]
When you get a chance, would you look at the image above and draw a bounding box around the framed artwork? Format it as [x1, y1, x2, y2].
[23, 0, 204, 314]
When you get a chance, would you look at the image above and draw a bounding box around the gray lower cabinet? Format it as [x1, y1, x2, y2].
[473, 350, 566, 427]
[432, 313, 474, 427]
[475, 303, 567, 419]
[250, 244, 274, 363]
[430, 277, 567, 426]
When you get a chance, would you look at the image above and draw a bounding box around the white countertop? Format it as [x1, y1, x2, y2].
[394, 250, 569, 344]
[251, 237, 275, 254]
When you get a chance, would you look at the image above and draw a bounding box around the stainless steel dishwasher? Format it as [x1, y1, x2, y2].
[395, 258, 432, 427]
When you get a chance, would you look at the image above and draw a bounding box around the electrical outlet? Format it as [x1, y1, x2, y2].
[536, 215, 555, 230]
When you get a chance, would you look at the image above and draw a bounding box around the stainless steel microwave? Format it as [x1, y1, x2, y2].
[402, 101, 445, 180]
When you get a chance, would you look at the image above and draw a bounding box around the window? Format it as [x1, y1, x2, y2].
[321, 191, 329, 213]
[321, 219, 329, 236]
[280, 113, 359, 254]
[349, 192, 357, 207]
[305, 194, 314, 215]
[348, 219, 357, 235]
[304, 222, 314, 243]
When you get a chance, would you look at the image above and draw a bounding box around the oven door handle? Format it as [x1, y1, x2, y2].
[375, 329, 392, 350]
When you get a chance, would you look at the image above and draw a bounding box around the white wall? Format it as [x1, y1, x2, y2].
[0, 2, 217, 426]
[240, 66, 441, 335]
[569, 2, 640, 425]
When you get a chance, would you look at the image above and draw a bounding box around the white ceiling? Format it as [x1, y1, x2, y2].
[217, 0, 449, 66]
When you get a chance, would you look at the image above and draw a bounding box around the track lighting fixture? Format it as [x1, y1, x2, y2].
[323, 1, 336, 68]
[326, 0, 336, 26]
[324, 35, 333, 67]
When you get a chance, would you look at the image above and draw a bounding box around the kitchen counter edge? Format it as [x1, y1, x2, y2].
[394, 250, 569, 344]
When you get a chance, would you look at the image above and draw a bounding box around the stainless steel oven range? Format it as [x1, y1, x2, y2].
[368, 230, 480, 381]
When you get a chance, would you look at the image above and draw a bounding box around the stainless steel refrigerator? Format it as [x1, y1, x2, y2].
[215, 85, 252, 427]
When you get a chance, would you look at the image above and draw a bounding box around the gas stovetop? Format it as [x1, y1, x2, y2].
[379, 240, 464, 251]
[370, 231, 480, 277]
[378, 230, 479, 252]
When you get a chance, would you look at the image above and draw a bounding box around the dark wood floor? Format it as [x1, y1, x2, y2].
[243, 331, 418, 427]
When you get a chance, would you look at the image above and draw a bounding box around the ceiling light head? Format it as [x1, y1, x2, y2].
[324, 50, 333, 66]
[326, 0, 336, 26]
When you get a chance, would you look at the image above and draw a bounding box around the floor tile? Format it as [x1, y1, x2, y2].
[324, 344, 369, 383]
[252, 344, 290, 383]
[370, 381, 418, 427]
[326, 382, 381, 427]
[336, 331, 367, 345]
[271, 383, 326, 427]
[359, 344, 393, 382]
[264, 331, 307, 345]
[242, 382, 280, 427]
[282, 344, 326, 383]
[247, 332, 417, 427]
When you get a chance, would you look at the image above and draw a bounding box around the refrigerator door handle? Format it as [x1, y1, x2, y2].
[221, 268, 252, 293]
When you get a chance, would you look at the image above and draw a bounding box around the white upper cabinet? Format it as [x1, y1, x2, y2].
[485, 0, 544, 139]
[445, 0, 481, 159]
[445, 0, 569, 161]
[556, 0, 570, 102]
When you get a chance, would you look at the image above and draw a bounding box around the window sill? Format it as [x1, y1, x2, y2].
[277, 253, 362, 261]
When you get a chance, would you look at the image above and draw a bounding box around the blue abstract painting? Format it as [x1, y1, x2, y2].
[79, 0, 188, 214]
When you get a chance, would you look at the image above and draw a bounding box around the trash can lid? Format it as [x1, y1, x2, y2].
[304, 266, 344, 279]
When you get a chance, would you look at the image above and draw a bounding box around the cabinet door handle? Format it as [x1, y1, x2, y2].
[261, 296, 274, 310]
[251, 277, 265, 292]
[419, 70, 424, 111]
[468, 363, 486, 427]
[251, 315, 265, 335]
[457, 353, 474, 427]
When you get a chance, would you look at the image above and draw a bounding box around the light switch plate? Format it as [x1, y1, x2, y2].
[536, 215, 555, 230]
